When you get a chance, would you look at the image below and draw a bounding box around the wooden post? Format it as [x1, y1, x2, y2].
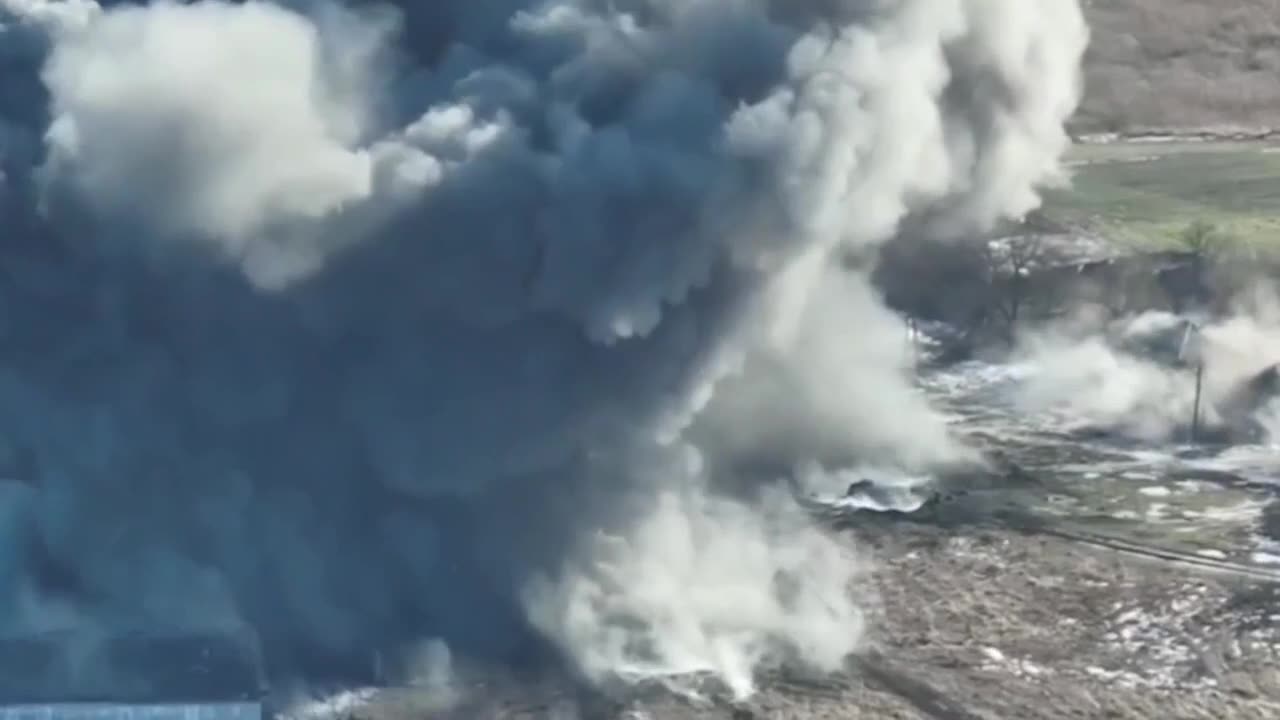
[907, 316, 919, 371]
[1191, 361, 1203, 443]
[909, 317, 915, 369]
[915, 318, 921, 369]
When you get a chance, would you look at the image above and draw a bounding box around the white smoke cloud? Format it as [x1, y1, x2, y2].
[1014, 329, 1204, 441]
[524, 481, 865, 699]
[0, 0, 99, 34]
[694, 261, 973, 475]
[38, 0, 386, 287]
[0, 0, 1086, 697]
[1013, 308, 1280, 442]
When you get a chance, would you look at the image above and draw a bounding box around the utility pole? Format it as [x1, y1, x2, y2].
[1191, 361, 1203, 444]
[906, 316, 919, 371]
[1182, 320, 1203, 444]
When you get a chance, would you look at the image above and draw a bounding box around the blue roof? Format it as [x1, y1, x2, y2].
[0, 629, 266, 704]
[0, 703, 262, 720]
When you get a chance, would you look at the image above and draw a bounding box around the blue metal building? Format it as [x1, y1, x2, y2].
[0, 628, 267, 720]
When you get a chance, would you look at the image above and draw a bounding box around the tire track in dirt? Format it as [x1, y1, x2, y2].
[1007, 517, 1280, 584]
[851, 652, 986, 720]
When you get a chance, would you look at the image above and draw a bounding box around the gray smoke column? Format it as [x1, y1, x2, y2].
[0, 0, 1086, 696]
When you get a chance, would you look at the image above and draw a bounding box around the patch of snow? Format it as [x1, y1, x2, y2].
[1115, 608, 1145, 624]
[1138, 486, 1172, 497]
[280, 689, 378, 720]
[1197, 501, 1266, 522]
[1195, 549, 1227, 560]
[1096, 588, 1224, 691]
[1083, 665, 1147, 689]
[1019, 660, 1047, 677]
[978, 647, 1053, 680]
[982, 647, 1007, 663]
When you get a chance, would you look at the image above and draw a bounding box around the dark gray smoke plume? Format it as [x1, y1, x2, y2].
[0, 0, 1087, 697]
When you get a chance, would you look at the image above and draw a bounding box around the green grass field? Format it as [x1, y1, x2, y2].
[1043, 142, 1280, 249]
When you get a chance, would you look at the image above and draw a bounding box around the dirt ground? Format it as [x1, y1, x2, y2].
[607, 521, 1280, 720]
[847, 523, 1280, 720]
[342, 511, 1280, 720]
[337, 370, 1280, 720]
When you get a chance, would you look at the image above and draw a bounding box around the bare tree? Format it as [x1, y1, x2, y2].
[982, 232, 1048, 340]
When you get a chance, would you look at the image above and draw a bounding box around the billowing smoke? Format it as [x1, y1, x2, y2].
[0, 0, 1086, 696]
[1012, 302, 1280, 443]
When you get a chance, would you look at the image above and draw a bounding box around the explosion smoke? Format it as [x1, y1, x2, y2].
[0, 0, 1086, 695]
[1014, 305, 1280, 444]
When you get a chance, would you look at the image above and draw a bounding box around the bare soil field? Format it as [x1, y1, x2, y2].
[336, 517, 1280, 719]
[324, 354, 1280, 719]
